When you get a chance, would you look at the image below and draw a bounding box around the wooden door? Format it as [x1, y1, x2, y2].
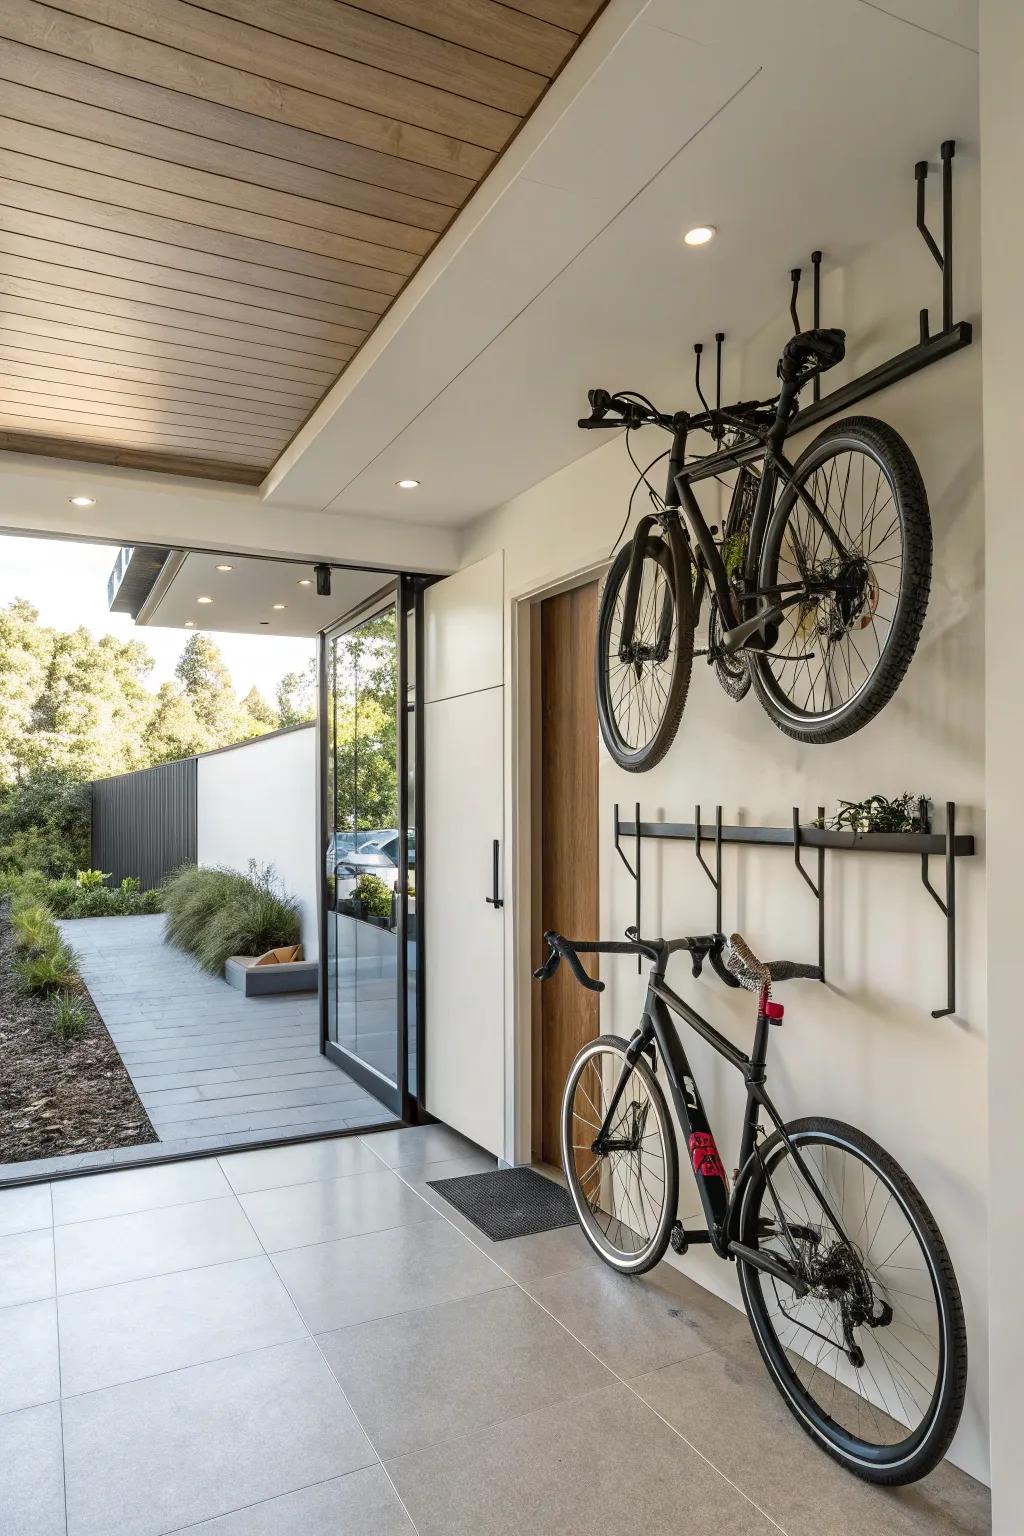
[537, 581, 599, 1166]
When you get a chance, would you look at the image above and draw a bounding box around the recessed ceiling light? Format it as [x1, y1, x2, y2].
[69, 495, 96, 507]
[297, 578, 312, 587]
[396, 478, 420, 490]
[272, 603, 286, 611]
[196, 596, 213, 605]
[184, 620, 195, 628]
[215, 563, 233, 572]
[683, 225, 716, 247]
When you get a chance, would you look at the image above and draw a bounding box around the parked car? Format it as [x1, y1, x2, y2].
[334, 830, 414, 901]
[326, 828, 395, 882]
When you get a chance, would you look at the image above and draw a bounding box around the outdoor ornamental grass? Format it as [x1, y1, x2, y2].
[163, 861, 301, 974]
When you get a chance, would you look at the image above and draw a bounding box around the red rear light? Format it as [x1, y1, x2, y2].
[764, 1000, 785, 1020]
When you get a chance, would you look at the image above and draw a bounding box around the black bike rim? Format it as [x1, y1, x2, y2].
[740, 1130, 948, 1469]
[600, 536, 680, 762]
[562, 1042, 672, 1269]
[756, 442, 906, 724]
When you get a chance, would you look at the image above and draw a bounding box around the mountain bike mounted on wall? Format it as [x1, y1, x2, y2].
[534, 925, 967, 1485]
[580, 327, 933, 770]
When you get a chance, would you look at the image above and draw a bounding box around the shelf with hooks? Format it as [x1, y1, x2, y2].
[683, 138, 972, 488]
[612, 801, 974, 1019]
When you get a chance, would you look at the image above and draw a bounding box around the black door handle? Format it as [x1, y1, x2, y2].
[485, 838, 503, 909]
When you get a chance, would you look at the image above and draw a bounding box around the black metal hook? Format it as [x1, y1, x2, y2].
[792, 807, 826, 981]
[810, 251, 822, 402]
[920, 800, 957, 1018]
[614, 801, 643, 972]
[789, 268, 802, 334]
[916, 141, 956, 340]
[693, 343, 711, 415]
[694, 804, 723, 932]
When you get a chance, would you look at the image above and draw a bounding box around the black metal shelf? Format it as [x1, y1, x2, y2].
[613, 801, 975, 1020]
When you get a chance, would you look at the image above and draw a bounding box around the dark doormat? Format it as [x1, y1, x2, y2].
[426, 1165, 579, 1242]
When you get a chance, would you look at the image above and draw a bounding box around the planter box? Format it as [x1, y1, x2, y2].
[225, 954, 318, 997]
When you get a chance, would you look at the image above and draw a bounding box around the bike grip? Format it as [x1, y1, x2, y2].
[533, 942, 560, 982]
[708, 943, 742, 988]
[563, 946, 605, 993]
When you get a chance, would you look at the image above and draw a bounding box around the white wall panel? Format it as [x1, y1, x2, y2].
[424, 550, 503, 702]
[196, 724, 318, 959]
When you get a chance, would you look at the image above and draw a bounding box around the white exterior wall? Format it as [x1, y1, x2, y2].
[980, 2, 1023, 1529]
[459, 157, 988, 1481]
[196, 724, 318, 960]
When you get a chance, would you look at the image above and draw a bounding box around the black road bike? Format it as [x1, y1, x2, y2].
[534, 926, 967, 1485]
[580, 328, 932, 770]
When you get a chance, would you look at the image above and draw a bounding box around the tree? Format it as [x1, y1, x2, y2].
[328, 611, 398, 833]
[144, 682, 212, 764]
[277, 658, 317, 727]
[174, 632, 253, 747]
[241, 686, 277, 732]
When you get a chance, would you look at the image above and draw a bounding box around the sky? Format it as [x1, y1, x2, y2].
[0, 534, 315, 704]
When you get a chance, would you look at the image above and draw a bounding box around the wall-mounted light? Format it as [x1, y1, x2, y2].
[215, 563, 233, 572]
[196, 596, 213, 605]
[69, 495, 96, 508]
[315, 564, 331, 597]
[683, 225, 716, 247]
[396, 478, 420, 490]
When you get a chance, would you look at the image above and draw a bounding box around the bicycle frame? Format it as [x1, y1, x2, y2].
[655, 374, 851, 656]
[593, 954, 851, 1297]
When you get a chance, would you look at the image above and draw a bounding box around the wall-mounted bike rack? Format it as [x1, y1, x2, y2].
[612, 800, 975, 1019]
[684, 138, 972, 487]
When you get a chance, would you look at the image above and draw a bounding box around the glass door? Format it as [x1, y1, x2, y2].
[321, 595, 403, 1115]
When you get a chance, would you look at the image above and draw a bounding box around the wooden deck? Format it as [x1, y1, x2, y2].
[58, 915, 396, 1159]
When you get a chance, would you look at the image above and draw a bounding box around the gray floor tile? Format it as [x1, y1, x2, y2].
[0, 1180, 51, 1236]
[526, 1258, 750, 1376]
[173, 1466, 413, 1534]
[0, 1226, 55, 1306]
[219, 1136, 382, 1195]
[631, 1341, 991, 1536]
[320, 1283, 614, 1458]
[386, 1381, 777, 1535]
[361, 1124, 484, 1171]
[59, 1255, 305, 1397]
[0, 1298, 60, 1414]
[51, 1157, 231, 1226]
[63, 1339, 375, 1536]
[272, 1218, 511, 1333]
[0, 1400, 66, 1536]
[55, 1195, 260, 1293]
[240, 1168, 436, 1252]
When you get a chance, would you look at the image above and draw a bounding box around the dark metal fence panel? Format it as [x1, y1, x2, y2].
[91, 758, 197, 889]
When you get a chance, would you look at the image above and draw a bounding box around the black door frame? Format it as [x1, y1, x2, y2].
[317, 581, 428, 1122]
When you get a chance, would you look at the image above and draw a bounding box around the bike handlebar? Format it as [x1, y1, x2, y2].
[576, 387, 778, 439]
[533, 929, 742, 994]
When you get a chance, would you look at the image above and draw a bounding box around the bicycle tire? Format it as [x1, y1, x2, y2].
[595, 518, 693, 772]
[561, 1034, 679, 1275]
[751, 417, 931, 743]
[736, 1116, 967, 1485]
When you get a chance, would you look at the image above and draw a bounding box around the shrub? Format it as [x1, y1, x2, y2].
[51, 991, 87, 1043]
[3, 869, 52, 914]
[12, 903, 56, 954]
[0, 769, 90, 879]
[76, 868, 110, 889]
[18, 938, 79, 995]
[163, 862, 300, 974]
[352, 872, 394, 920]
[44, 877, 80, 918]
[70, 886, 122, 918]
[119, 876, 140, 896]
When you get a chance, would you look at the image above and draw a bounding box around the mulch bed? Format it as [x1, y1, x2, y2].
[0, 906, 157, 1166]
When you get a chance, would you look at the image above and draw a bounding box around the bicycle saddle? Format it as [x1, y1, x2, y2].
[724, 933, 821, 990]
[779, 327, 846, 381]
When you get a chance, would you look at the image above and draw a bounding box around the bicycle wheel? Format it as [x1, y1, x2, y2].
[751, 417, 931, 743]
[737, 1117, 967, 1485]
[596, 518, 693, 772]
[561, 1034, 678, 1275]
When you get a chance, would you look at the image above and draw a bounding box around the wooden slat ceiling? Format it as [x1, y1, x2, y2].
[0, 0, 605, 484]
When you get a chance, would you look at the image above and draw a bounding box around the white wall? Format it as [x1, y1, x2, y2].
[980, 2, 1022, 1529]
[460, 157, 988, 1481]
[196, 724, 318, 959]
